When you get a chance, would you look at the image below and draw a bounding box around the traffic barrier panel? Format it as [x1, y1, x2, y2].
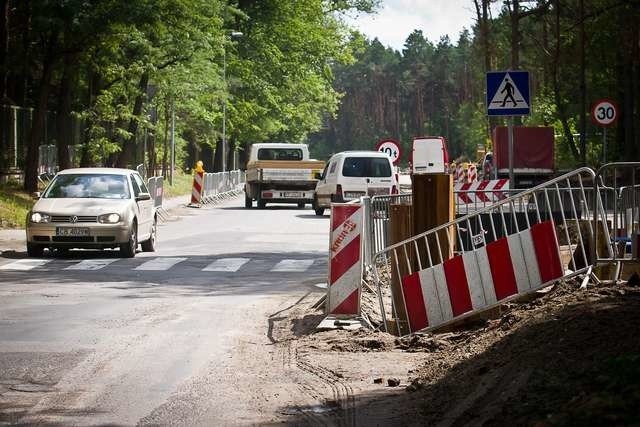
[327, 203, 363, 316]
[454, 163, 464, 183]
[372, 167, 610, 335]
[455, 179, 509, 205]
[401, 220, 562, 330]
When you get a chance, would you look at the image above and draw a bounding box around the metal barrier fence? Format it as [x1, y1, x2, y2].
[371, 167, 610, 333]
[366, 189, 523, 265]
[594, 163, 640, 278]
[146, 176, 164, 208]
[200, 170, 245, 204]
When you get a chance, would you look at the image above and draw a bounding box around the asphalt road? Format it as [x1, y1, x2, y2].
[0, 197, 330, 425]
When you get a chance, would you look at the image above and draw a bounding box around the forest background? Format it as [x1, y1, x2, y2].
[0, 0, 637, 192]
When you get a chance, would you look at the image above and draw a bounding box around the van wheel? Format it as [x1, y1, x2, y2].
[245, 195, 252, 208]
[312, 196, 324, 216]
[297, 202, 305, 209]
[257, 198, 266, 209]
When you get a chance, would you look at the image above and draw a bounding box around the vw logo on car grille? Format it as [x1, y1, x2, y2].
[70, 215, 78, 223]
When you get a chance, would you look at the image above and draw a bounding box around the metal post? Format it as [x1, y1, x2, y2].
[170, 98, 175, 186]
[603, 127, 607, 164]
[362, 196, 372, 268]
[508, 117, 515, 189]
[222, 46, 227, 173]
[12, 106, 17, 169]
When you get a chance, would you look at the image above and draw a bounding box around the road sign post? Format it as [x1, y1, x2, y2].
[486, 71, 531, 189]
[591, 98, 619, 164]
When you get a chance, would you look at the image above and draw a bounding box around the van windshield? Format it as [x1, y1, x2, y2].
[342, 157, 392, 177]
[257, 148, 303, 161]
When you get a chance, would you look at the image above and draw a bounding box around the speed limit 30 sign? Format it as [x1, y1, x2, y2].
[376, 139, 402, 165]
[591, 98, 619, 127]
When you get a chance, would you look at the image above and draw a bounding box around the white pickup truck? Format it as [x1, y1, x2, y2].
[244, 143, 325, 209]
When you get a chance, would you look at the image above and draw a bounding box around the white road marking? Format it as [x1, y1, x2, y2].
[135, 257, 187, 271]
[271, 259, 314, 272]
[65, 259, 118, 271]
[202, 258, 250, 272]
[0, 259, 51, 271]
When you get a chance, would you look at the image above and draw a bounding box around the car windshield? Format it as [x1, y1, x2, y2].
[43, 174, 130, 199]
[342, 157, 392, 178]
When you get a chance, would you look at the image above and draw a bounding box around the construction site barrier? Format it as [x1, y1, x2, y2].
[593, 163, 640, 280]
[146, 176, 164, 208]
[200, 170, 245, 204]
[371, 167, 611, 334]
[190, 170, 204, 205]
[327, 203, 363, 316]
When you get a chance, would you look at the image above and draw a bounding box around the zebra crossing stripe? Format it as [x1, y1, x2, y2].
[135, 257, 187, 271]
[0, 259, 52, 271]
[203, 258, 250, 272]
[65, 259, 118, 271]
[271, 259, 314, 272]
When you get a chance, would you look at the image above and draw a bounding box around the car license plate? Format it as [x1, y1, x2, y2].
[283, 191, 302, 198]
[344, 192, 364, 199]
[56, 227, 89, 237]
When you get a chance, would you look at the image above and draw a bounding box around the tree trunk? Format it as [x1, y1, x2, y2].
[552, 0, 579, 159]
[24, 32, 57, 192]
[0, 0, 9, 100]
[162, 100, 169, 177]
[56, 51, 75, 171]
[116, 72, 149, 168]
[578, 0, 587, 165]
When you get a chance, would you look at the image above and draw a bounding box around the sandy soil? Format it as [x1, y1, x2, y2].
[259, 278, 640, 426]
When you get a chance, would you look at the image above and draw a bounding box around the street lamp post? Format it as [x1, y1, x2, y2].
[222, 31, 243, 173]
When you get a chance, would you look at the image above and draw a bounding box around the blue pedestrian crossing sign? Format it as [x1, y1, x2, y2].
[486, 71, 530, 116]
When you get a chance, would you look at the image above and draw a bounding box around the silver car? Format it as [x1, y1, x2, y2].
[26, 168, 157, 258]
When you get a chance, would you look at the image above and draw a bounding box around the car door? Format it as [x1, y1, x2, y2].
[131, 173, 154, 238]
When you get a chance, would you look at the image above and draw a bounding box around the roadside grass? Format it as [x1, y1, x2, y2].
[0, 183, 33, 229]
[163, 172, 194, 199]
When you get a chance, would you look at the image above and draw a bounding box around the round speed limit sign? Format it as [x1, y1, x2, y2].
[375, 139, 402, 165]
[591, 99, 619, 127]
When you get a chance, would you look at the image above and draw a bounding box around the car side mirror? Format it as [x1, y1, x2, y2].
[314, 172, 322, 180]
[32, 192, 41, 199]
[135, 192, 152, 202]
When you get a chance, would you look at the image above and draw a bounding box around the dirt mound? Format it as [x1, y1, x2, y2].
[289, 280, 640, 425]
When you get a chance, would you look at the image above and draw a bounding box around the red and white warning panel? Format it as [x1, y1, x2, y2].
[401, 220, 564, 332]
[327, 203, 363, 316]
[190, 161, 205, 206]
[455, 179, 509, 204]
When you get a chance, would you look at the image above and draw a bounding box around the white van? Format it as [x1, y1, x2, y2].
[411, 136, 449, 174]
[313, 151, 398, 216]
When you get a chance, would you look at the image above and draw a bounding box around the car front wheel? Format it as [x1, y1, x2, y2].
[120, 222, 137, 258]
[26, 243, 44, 257]
[141, 217, 157, 252]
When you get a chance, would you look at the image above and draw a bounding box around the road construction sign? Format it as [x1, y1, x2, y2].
[486, 71, 530, 116]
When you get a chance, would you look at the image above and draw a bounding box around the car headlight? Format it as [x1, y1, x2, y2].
[98, 213, 121, 224]
[30, 212, 51, 223]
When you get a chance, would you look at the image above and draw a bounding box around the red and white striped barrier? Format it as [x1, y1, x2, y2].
[190, 171, 204, 205]
[401, 220, 564, 332]
[455, 179, 509, 205]
[467, 164, 478, 183]
[454, 164, 464, 183]
[327, 204, 363, 315]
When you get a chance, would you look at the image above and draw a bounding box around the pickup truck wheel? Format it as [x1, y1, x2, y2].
[245, 195, 252, 208]
[297, 202, 305, 209]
